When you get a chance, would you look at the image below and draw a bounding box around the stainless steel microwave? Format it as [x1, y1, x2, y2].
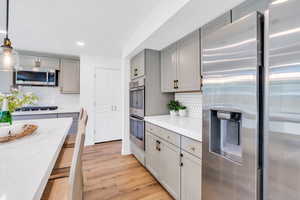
[15, 70, 58, 86]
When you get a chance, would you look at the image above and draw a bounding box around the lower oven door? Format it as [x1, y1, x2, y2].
[130, 86, 145, 118]
[130, 116, 145, 150]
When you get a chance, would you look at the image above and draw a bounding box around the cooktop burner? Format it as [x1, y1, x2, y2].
[15, 106, 58, 112]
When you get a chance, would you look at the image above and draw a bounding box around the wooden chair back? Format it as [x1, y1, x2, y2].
[68, 129, 85, 200]
[77, 109, 88, 136]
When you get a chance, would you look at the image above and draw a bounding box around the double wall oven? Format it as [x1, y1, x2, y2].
[130, 78, 145, 150]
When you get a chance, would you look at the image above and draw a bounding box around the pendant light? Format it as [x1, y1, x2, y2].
[0, 0, 19, 71]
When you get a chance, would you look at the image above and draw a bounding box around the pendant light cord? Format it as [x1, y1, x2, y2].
[6, 0, 9, 39]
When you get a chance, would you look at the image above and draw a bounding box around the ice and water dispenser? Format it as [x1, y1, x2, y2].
[210, 110, 242, 163]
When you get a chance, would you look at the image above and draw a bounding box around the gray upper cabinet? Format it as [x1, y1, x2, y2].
[161, 43, 177, 92]
[181, 150, 202, 200]
[161, 30, 201, 93]
[177, 31, 201, 92]
[130, 50, 145, 79]
[201, 12, 231, 39]
[19, 55, 59, 70]
[60, 59, 80, 94]
[231, 0, 269, 22]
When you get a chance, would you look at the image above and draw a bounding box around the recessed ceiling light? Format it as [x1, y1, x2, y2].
[0, 30, 6, 34]
[76, 41, 85, 46]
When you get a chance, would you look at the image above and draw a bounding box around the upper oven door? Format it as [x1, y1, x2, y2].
[130, 86, 145, 118]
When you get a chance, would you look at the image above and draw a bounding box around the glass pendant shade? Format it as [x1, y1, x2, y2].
[0, 41, 19, 71]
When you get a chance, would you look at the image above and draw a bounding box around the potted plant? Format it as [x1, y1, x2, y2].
[178, 105, 187, 117]
[0, 89, 38, 125]
[167, 100, 180, 116]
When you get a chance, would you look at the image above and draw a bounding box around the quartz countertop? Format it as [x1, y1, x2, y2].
[12, 107, 80, 116]
[144, 115, 202, 142]
[0, 118, 72, 200]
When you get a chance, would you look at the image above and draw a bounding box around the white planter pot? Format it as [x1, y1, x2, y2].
[179, 109, 187, 117]
[170, 110, 178, 117]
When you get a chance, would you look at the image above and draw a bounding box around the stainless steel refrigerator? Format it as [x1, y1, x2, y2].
[265, 0, 300, 199]
[202, 12, 264, 200]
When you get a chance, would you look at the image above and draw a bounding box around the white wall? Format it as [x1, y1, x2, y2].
[175, 92, 202, 119]
[20, 86, 79, 108]
[80, 55, 121, 146]
[121, 58, 130, 155]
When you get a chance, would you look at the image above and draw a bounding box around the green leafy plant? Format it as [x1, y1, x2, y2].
[0, 89, 39, 113]
[178, 105, 186, 110]
[167, 100, 180, 111]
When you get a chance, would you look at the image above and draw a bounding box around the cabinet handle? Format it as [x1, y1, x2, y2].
[174, 80, 179, 89]
[180, 162, 183, 167]
[173, 80, 176, 89]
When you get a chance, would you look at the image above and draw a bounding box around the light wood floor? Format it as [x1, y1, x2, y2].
[82, 141, 173, 200]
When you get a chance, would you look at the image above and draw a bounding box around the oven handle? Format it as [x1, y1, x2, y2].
[130, 86, 145, 92]
[130, 116, 144, 122]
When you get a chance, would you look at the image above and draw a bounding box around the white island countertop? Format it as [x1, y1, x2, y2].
[144, 115, 202, 142]
[0, 118, 72, 200]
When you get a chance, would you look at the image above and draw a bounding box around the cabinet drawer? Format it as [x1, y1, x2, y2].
[146, 123, 180, 147]
[160, 128, 180, 147]
[181, 136, 202, 158]
[145, 122, 160, 134]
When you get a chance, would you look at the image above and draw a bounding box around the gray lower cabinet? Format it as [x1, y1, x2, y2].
[60, 59, 80, 94]
[145, 132, 162, 179]
[13, 112, 79, 134]
[145, 131, 180, 199]
[231, 0, 269, 22]
[161, 30, 201, 93]
[145, 123, 202, 200]
[181, 150, 202, 200]
[160, 141, 181, 199]
[13, 113, 58, 120]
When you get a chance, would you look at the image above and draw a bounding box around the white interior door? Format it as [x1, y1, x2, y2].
[94, 68, 122, 143]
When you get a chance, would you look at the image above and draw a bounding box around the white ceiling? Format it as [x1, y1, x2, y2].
[0, 0, 170, 57]
[0, 0, 245, 60]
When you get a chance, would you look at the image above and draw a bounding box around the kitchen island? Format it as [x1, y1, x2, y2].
[0, 118, 72, 200]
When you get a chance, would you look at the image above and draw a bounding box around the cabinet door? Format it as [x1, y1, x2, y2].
[130, 51, 145, 79]
[60, 59, 80, 94]
[161, 43, 177, 92]
[161, 141, 181, 199]
[145, 132, 161, 179]
[177, 30, 201, 92]
[19, 55, 36, 68]
[135, 50, 145, 78]
[181, 151, 202, 200]
[231, 0, 268, 22]
[201, 12, 231, 39]
[40, 57, 60, 70]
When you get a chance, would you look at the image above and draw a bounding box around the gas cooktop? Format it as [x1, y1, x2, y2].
[15, 106, 58, 112]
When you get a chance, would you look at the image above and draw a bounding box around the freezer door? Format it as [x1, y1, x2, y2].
[266, 1, 300, 200]
[202, 12, 263, 200]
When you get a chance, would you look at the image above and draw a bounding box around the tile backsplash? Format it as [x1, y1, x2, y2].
[175, 92, 202, 118]
[19, 86, 79, 108]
